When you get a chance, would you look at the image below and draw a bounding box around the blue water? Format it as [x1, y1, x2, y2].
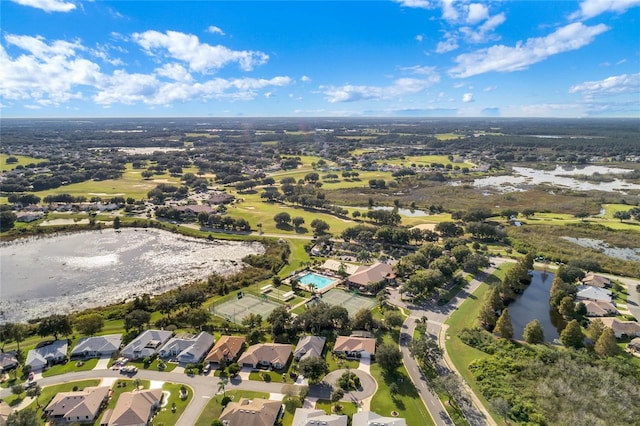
[299, 272, 335, 290]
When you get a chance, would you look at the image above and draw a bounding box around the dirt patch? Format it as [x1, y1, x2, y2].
[410, 223, 437, 231]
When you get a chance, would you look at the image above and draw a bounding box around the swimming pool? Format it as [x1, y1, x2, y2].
[298, 272, 335, 290]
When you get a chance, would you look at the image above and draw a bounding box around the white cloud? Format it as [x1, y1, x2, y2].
[483, 85, 497, 92]
[399, 65, 438, 76]
[207, 26, 226, 36]
[132, 30, 268, 73]
[415, 34, 424, 42]
[571, 0, 640, 20]
[156, 63, 193, 82]
[323, 74, 440, 103]
[441, 0, 459, 22]
[11, 0, 75, 13]
[466, 3, 489, 24]
[394, 0, 431, 9]
[436, 32, 459, 53]
[301, 75, 311, 82]
[569, 73, 640, 96]
[450, 22, 609, 78]
[462, 93, 474, 102]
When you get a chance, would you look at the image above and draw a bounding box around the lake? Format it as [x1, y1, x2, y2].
[508, 270, 564, 343]
[0, 228, 264, 323]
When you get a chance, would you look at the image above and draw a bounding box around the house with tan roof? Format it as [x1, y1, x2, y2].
[0, 352, 19, 373]
[0, 401, 13, 425]
[158, 331, 214, 364]
[205, 335, 245, 365]
[581, 274, 611, 288]
[219, 398, 282, 426]
[321, 259, 360, 276]
[100, 389, 163, 426]
[598, 318, 640, 338]
[292, 408, 347, 426]
[71, 334, 122, 359]
[347, 262, 394, 290]
[627, 337, 640, 355]
[333, 336, 376, 359]
[120, 329, 173, 360]
[45, 386, 110, 424]
[238, 343, 293, 370]
[582, 300, 618, 317]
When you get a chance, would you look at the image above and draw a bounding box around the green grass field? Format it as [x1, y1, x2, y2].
[0, 153, 46, 172]
[194, 390, 269, 426]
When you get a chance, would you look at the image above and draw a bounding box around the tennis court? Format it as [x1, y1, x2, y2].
[316, 288, 376, 316]
[211, 293, 282, 324]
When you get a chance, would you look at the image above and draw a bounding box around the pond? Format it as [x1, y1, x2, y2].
[507, 270, 565, 343]
[453, 165, 640, 194]
[0, 228, 264, 323]
[561, 237, 640, 262]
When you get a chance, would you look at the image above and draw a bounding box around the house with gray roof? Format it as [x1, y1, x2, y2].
[352, 411, 406, 426]
[121, 330, 173, 360]
[71, 334, 122, 359]
[0, 352, 19, 373]
[576, 286, 613, 304]
[293, 408, 347, 426]
[158, 331, 214, 364]
[26, 340, 68, 371]
[293, 336, 326, 362]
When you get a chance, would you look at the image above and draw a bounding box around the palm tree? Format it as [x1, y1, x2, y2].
[217, 377, 228, 396]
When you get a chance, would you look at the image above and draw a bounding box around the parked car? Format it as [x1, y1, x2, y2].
[120, 366, 138, 375]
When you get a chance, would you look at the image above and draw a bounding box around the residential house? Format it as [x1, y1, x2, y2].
[598, 318, 640, 338]
[25, 340, 68, 371]
[292, 408, 347, 426]
[581, 274, 611, 288]
[238, 343, 293, 370]
[219, 398, 282, 426]
[0, 401, 13, 425]
[627, 337, 640, 355]
[207, 192, 235, 205]
[174, 204, 216, 216]
[582, 300, 618, 317]
[293, 336, 326, 362]
[352, 411, 406, 426]
[16, 212, 43, 223]
[333, 336, 376, 359]
[205, 335, 245, 365]
[575, 286, 612, 304]
[347, 262, 394, 290]
[120, 330, 173, 360]
[321, 259, 360, 276]
[70, 334, 122, 359]
[0, 352, 19, 373]
[158, 331, 214, 364]
[100, 389, 163, 426]
[44, 386, 110, 424]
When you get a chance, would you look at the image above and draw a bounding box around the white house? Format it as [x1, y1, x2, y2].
[576, 285, 612, 304]
[158, 331, 214, 364]
[121, 330, 173, 360]
[71, 334, 122, 359]
[25, 340, 68, 371]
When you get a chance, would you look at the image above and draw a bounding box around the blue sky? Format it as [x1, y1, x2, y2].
[1, 0, 638, 118]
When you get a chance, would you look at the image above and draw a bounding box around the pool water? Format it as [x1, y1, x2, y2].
[299, 272, 335, 290]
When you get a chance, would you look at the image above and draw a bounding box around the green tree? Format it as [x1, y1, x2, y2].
[560, 319, 584, 349]
[292, 216, 305, 229]
[124, 309, 151, 333]
[217, 377, 228, 396]
[352, 308, 376, 331]
[376, 343, 402, 372]
[384, 311, 404, 329]
[74, 313, 104, 336]
[37, 314, 72, 340]
[298, 356, 329, 383]
[558, 296, 575, 318]
[523, 319, 545, 344]
[477, 302, 498, 331]
[495, 308, 514, 339]
[273, 212, 292, 226]
[310, 219, 330, 235]
[6, 408, 38, 426]
[587, 318, 605, 342]
[594, 327, 618, 358]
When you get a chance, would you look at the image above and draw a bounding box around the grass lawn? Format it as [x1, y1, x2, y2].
[0, 153, 46, 172]
[153, 382, 193, 425]
[248, 368, 295, 384]
[315, 398, 358, 417]
[127, 358, 178, 373]
[325, 351, 359, 372]
[194, 390, 269, 426]
[42, 358, 98, 377]
[370, 363, 434, 426]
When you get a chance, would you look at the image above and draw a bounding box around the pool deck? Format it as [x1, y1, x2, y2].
[285, 270, 343, 294]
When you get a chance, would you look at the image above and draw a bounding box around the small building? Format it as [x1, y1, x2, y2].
[598, 318, 640, 338]
[581, 274, 611, 288]
[238, 343, 293, 370]
[321, 259, 360, 276]
[25, 340, 68, 371]
[120, 329, 173, 360]
[333, 336, 376, 359]
[0, 352, 19, 373]
[205, 336, 246, 365]
[45, 386, 110, 424]
[575, 286, 612, 304]
[71, 334, 123, 359]
[292, 408, 347, 426]
[219, 398, 282, 426]
[627, 337, 640, 355]
[207, 192, 235, 205]
[293, 336, 326, 362]
[158, 331, 214, 364]
[352, 411, 406, 426]
[100, 389, 163, 426]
